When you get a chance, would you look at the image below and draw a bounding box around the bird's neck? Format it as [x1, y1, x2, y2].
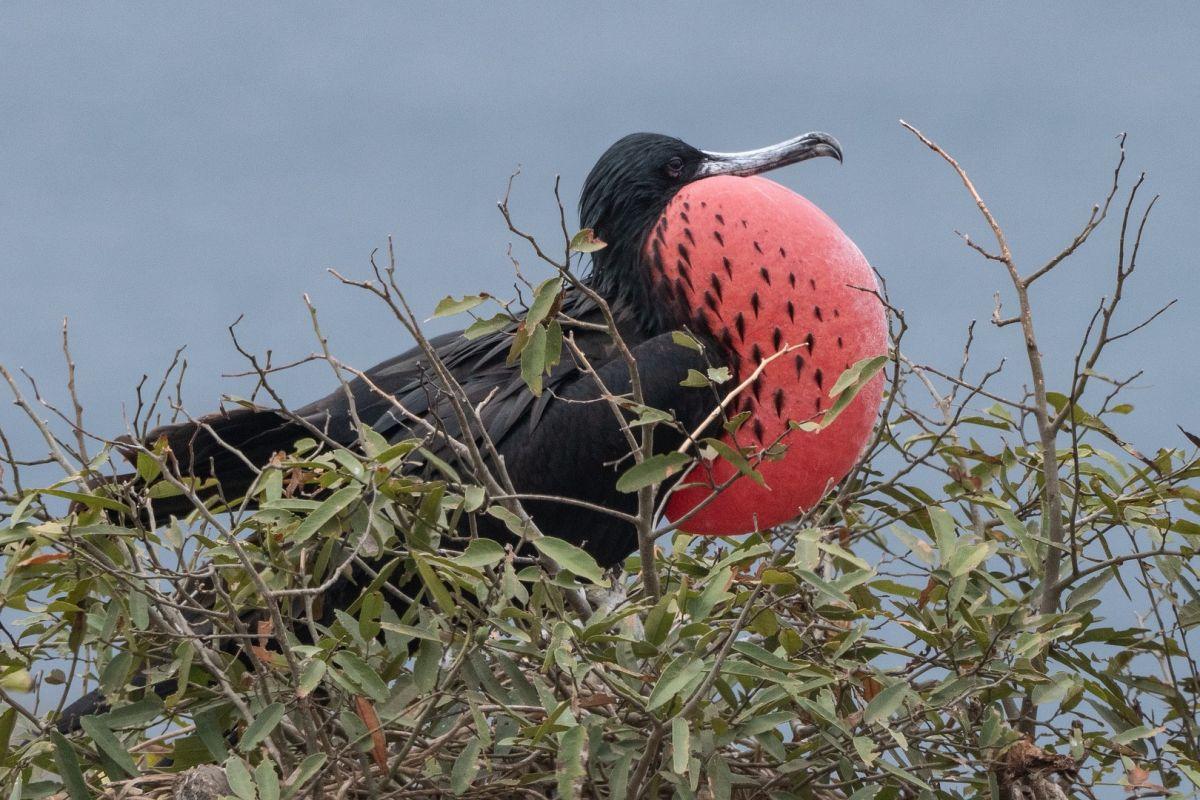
[584, 234, 691, 340]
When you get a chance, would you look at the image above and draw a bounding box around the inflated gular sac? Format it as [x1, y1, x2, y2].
[644, 175, 887, 535]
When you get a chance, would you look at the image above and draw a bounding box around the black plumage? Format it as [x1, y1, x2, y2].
[152, 315, 714, 569]
[143, 134, 728, 567]
[56, 130, 843, 731]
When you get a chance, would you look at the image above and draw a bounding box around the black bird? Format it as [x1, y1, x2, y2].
[131, 130, 843, 565]
[55, 130, 844, 731]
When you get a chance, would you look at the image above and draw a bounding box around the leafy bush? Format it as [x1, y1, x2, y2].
[1, 129, 1197, 799]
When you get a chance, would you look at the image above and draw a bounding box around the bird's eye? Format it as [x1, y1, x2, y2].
[666, 156, 685, 177]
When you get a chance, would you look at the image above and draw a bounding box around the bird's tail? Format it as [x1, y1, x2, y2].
[55, 675, 180, 734]
[57, 404, 375, 732]
[128, 405, 320, 519]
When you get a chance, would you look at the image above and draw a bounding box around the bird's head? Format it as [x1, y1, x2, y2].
[578, 131, 885, 537]
[579, 131, 843, 330]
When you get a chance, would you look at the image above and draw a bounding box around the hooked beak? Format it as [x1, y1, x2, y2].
[696, 131, 843, 178]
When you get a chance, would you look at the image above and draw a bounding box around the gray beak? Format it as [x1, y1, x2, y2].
[697, 131, 843, 178]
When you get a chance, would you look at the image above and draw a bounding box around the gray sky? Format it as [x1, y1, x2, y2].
[2, 4, 1196, 458]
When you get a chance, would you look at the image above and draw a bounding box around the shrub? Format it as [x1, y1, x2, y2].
[1, 128, 1196, 799]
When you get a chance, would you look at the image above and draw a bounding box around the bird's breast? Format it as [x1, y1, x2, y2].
[643, 175, 887, 535]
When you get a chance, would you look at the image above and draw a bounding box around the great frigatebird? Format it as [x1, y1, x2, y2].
[133, 130, 851, 564]
[56, 129, 884, 731]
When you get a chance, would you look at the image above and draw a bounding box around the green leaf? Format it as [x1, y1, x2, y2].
[333, 652, 390, 703]
[852, 735, 877, 766]
[863, 680, 909, 724]
[701, 438, 765, 487]
[145, 475, 214, 500]
[671, 717, 691, 775]
[50, 732, 91, 800]
[414, 554, 457, 614]
[688, 566, 732, 620]
[225, 755, 256, 800]
[0, 708, 16, 761]
[195, 709, 229, 761]
[453, 538, 506, 568]
[358, 589, 384, 641]
[520, 323, 548, 396]
[283, 753, 327, 798]
[42, 488, 129, 514]
[731, 641, 799, 672]
[928, 506, 958, 567]
[671, 331, 704, 352]
[1030, 672, 1074, 706]
[238, 702, 285, 752]
[723, 410, 752, 436]
[169, 723, 229, 762]
[413, 638, 443, 693]
[297, 659, 326, 698]
[292, 485, 361, 544]
[849, 785, 881, 800]
[707, 755, 732, 800]
[877, 759, 932, 791]
[627, 403, 674, 427]
[947, 541, 996, 578]
[680, 369, 710, 388]
[255, 760, 280, 800]
[556, 726, 588, 797]
[433, 294, 487, 318]
[80, 716, 139, 778]
[127, 583, 149, 630]
[461, 484, 486, 512]
[545, 319, 563, 371]
[464, 313, 512, 340]
[162, 642, 191, 706]
[828, 354, 887, 398]
[995, 505, 1040, 568]
[616, 452, 692, 493]
[526, 277, 563, 328]
[136, 449, 162, 483]
[1067, 570, 1113, 608]
[168, 734, 225, 770]
[821, 354, 888, 425]
[486, 505, 534, 539]
[0, 668, 32, 693]
[707, 366, 732, 384]
[505, 323, 531, 366]
[1111, 724, 1163, 745]
[7, 492, 37, 527]
[737, 712, 796, 740]
[100, 650, 133, 695]
[569, 228, 607, 253]
[647, 654, 704, 711]
[451, 736, 483, 795]
[794, 568, 852, 607]
[532, 536, 607, 585]
[608, 751, 632, 800]
[760, 568, 798, 588]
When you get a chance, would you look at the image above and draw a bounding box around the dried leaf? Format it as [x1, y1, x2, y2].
[354, 696, 388, 771]
[569, 228, 607, 253]
[16, 552, 68, 567]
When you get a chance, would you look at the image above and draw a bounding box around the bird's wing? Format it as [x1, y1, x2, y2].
[294, 288, 623, 456]
[134, 287, 668, 516]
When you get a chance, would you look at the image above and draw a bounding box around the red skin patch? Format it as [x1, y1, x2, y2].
[648, 175, 887, 536]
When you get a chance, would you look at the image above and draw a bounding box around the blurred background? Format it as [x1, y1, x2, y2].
[1, 4, 1196, 457]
